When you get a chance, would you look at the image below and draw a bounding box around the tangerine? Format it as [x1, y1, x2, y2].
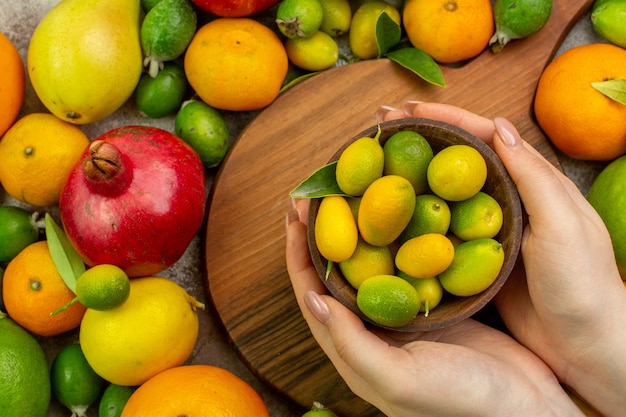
[184, 18, 288, 111]
[403, 0, 494, 64]
[534, 43, 626, 161]
[0, 32, 25, 137]
[120, 364, 270, 417]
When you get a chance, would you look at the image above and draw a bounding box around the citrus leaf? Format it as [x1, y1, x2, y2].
[376, 12, 402, 59]
[280, 71, 319, 94]
[45, 213, 85, 293]
[289, 162, 346, 198]
[386, 47, 446, 87]
[592, 79, 626, 105]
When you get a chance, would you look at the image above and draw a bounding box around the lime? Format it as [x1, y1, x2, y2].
[276, 0, 324, 39]
[75, 264, 131, 311]
[315, 196, 358, 263]
[356, 275, 420, 327]
[285, 30, 339, 71]
[141, 0, 162, 11]
[0, 314, 51, 417]
[349, 1, 401, 59]
[398, 272, 443, 317]
[99, 383, 137, 417]
[398, 194, 450, 244]
[383, 130, 434, 195]
[335, 135, 384, 196]
[141, 0, 197, 77]
[449, 191, 503, 241]
[339, 237, 395, 289]
[591, 0, 626, 48]
[587, 155, 626, 278]
[438, 238, 504, 297]
[395, 233, 455, 278]
[51, 343, 105, 417]
[489, 0, 552, 52]
[174, 99, 231, 168]
[134, 61, 188, 118]
[427, 144, 487, 202]
[0, 206, 40, 262]
[318, 0, 351, 37]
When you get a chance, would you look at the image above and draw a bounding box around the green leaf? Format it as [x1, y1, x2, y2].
[592, 79, 626, 105]
[45, 213, 85, 293]
[386, 47, 446, 87]
[375, 12, 402, 59]
[280, 71, 320, 94]
[289, 162, 346, 198]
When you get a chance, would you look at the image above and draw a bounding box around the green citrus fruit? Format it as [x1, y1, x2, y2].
[395, 233, 454, 278]
[383, 130, 434, 194]
[135, 61, 188, 118]
[438, 238, 504, 296]
[302, 401, 339, 416]
[0, 314, 51, 417]
[335, 135, 384, 196]
[75, 264, 131, 311]
[489, 0, 552, 52]
[315, 196, 358, 263]
[591, 0, 626, 48]
[427, 144, 487, 202]
[587, 155, 626, 278]
[449, 191, 503, 241]
[339, 237, 395, 289]
[318, 0, 351, 37]
[398, 193, 451, 244]
[174, 99, 231, 168]
[285, 30, 339, 71]
[357, 274, 420, 327]
[276, 0, 324, 38]
[99, 383, 137, 417]
[398, 272, 443, 317]
[349, 1, 401, 59]
[0, 206, 40, 263]
[141, 0, 162, 12]
[51, 343, 105, 417]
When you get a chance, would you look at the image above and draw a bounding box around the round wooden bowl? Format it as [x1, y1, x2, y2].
[307, 118, 523, 332]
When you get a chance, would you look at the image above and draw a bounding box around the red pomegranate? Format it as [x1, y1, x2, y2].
[59, 126, 206, 277]
[191, 0, 279, 17]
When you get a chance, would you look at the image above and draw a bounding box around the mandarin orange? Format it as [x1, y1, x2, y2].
[0, 32, 25, 137]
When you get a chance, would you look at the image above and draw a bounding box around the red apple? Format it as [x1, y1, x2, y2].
[191, 0, 280, 17]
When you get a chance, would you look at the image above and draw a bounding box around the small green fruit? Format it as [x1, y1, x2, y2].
[276, 0, 324, 39]
[591, 0, 626, 48]
[135, 61, 188, 118]
[489, 0, 553, 52]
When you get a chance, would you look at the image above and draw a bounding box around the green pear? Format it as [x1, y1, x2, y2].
[28, 0, 143, 124]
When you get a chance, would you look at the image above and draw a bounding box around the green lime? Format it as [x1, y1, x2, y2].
[398, 272, 443, 317]
[356, 274, 420, 327]
[398, 194, 450, 244]
[438, 238, 504, 297]
[141, 0, 162, 11]
[135, 61, 188, 118]
[0, 206, 40, 263]
[383, 130, 434, 194]
[318, 0, 351, 37]
[449, 191, 503, 241]
[339, 237, 395, 289]
[335, 135, 384, 196]
[302, 401, 339, 416]
[0, 314, 51, 417]
[51, 343, 105, 417]
[587, 155, 626, 278]
[141, 0, 197, 77]
[276, 0, 324, 39]
[427, 144, 487, 202]
[99, 383, 137, 417]
[285, 30, 339, 71]
[591, 0, 626, 48]
[174, 99, 231, 168]
[489, 0, 552, 52]
[75, 264, 131, 311]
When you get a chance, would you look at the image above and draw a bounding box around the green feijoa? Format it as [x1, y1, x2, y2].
[135, 61, 188, 118]
[489, 0, 552, 53]
[141, 0, 197, 77]
[50, 343, 105, 417]
[591, 0, 626, 48]
[276, 0, 324, 39]
[174, 100, 231, 168]
[0, 206, 40, 263]
[99, 383, 137, 417]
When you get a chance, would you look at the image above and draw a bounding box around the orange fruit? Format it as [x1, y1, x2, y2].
[0, 113, 89, 207]
[402, 0, 494, 64]
[120, 364, 270, 417]
[2, 241, 86, 337]
[534, 43, 626, 161]
[184, 18, 288, 111]
[0, 32, 25, 137]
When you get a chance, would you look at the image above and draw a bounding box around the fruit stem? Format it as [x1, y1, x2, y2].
[51, 297, 79, 316]
[325, 260, 332, 280]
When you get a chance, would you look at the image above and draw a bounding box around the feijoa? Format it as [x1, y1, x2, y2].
[489, 0, 552, 52]
[135, 61, 188, 118]
[276, 0, 324, 39]
[99, 383, 136, 417]
[0, 206, 40, 263]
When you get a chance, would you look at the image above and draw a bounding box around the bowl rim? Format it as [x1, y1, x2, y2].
[306, 117, 523, 332]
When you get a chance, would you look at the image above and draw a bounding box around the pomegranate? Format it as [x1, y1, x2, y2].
[191, 0, 280, 17]
[59, 126, 206, 277]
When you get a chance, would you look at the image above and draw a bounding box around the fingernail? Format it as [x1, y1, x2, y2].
[285, 209, 300, 230]
[375, 105, 399, 122]
[304, 290, 331, 324]
[494, 117, 521, 148]
[403, 100, 423, 116]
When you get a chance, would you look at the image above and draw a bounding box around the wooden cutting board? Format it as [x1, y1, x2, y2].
[205, 0, 593, 415]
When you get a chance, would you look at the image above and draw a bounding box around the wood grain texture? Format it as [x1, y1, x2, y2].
[205, 0, 594, 415]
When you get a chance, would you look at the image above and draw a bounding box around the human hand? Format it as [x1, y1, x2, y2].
[379, 102, 626, 416]
[286, 199, 583, 417]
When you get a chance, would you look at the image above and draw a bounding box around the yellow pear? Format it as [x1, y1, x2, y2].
[28, 0, 142, 124]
